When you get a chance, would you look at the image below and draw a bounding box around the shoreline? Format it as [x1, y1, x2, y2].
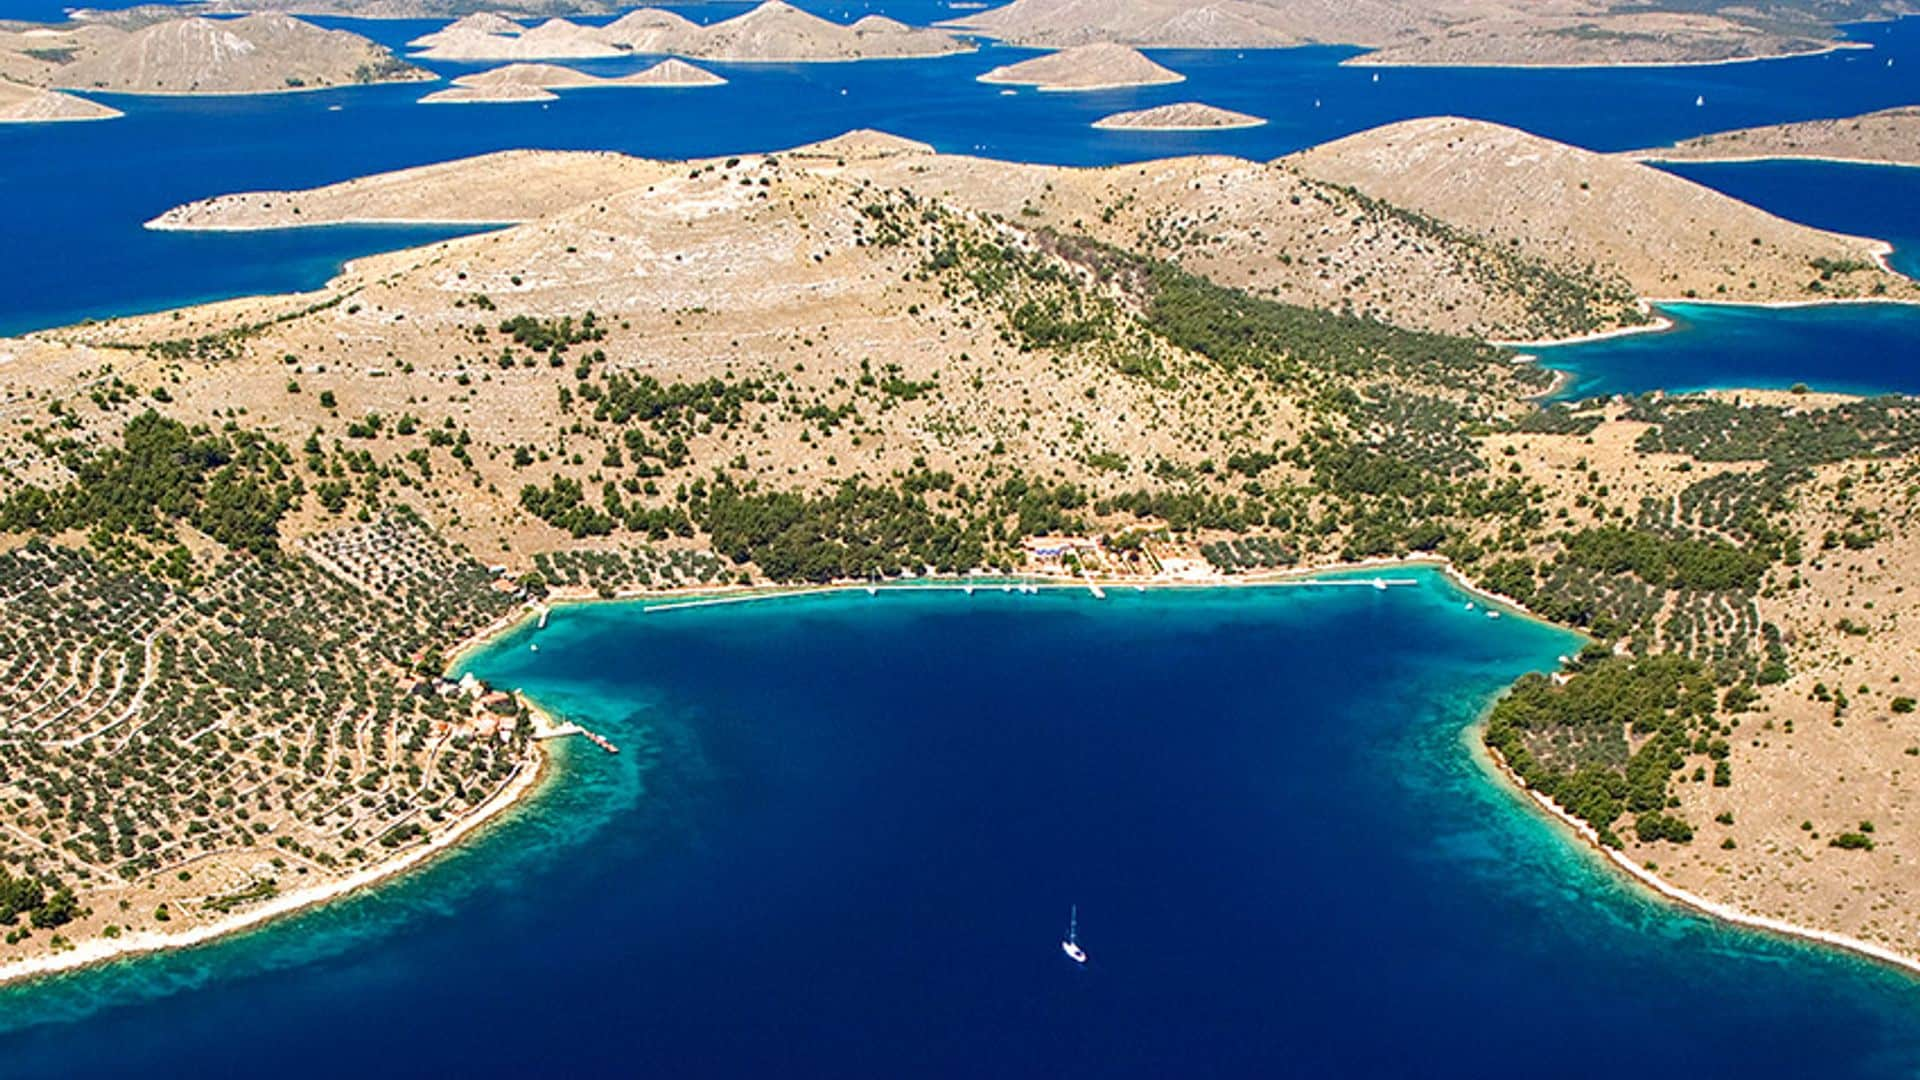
[1342, 39, 1867, 70]
[1627, 151, 1920, 170]
[0, 734, 552, 990]
[143, 215, 515, 233]
[1473, 734, 1920, 979]
[0, 547, 1891, 994]
[68, 76, 434, 99]
[1092, 119, 1267, 132]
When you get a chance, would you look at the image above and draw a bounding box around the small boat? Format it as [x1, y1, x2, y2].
[1061, 905, 1088, 965]
[1371, 73, 1380, 83]
[1372, 578, 1387, 591]
[1695, 94, 1705, 107]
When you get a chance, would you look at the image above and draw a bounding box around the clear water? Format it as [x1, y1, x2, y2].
[3, 572, 1918, 1077]
[1536, 301, 1920, 400]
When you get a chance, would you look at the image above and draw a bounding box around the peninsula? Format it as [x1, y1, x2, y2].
[0, 77, 122, 122]
[1630, 107, 1920, 167]
[2, 120, 1920, 984]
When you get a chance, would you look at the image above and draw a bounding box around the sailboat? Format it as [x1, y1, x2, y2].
[1061, 905, 1088, 964]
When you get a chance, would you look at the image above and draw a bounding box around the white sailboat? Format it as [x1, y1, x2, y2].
[1061, 905, 1088, 964]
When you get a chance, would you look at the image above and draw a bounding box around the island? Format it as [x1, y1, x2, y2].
[1629, 107, 1920, 167]
[977, 43, 1184, 91]
[410, 2, 975, 63]
[1092, 101, 1265, 130]
[419, 58, 725, 102]
[941, 0, 1901, 67]
[0, 13, 425, 95]
[3, 116, 1920, 987]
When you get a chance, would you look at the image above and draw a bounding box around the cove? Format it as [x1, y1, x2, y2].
[2, 571, 1919, 1077]
[1533, 301, 1920, 401]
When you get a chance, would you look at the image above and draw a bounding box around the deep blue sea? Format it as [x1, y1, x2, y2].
[1537, 301, 1920, 400]
[5, 6, 1920, 1070]
[4, 573, 1920, 1077]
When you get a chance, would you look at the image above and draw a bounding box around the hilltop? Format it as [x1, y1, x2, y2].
[1631, 107, 1920, 167]
[411, 2, 973, 63]
[978, 43, 1183, 91]
[1286, 116, 1909, 306]
[30, 13, 425, 94]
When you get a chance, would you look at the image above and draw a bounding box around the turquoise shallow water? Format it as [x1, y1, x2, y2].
[3, 571, 1919, 1076]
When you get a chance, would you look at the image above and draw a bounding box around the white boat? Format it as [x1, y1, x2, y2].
[1061, 905, 1087, 964]
[1695, 94, 1705, 107]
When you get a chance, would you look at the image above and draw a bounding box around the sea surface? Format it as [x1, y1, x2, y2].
[3, 573, 1919, 1077]
[1537, 301, 1920, 401]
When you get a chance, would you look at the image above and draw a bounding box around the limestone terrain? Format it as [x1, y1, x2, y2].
[1285, 116, 1911, 306]
[417, 58, 725, 102]
[0, 76, 122, 121]
[145, 123, 1912, 337]
[1632, 107, 1920, 167]
[977, 43, 1183, 90]
[409, 2, 974, 63]
[940, 0, 1918, 66]
[1092, 101, 1264, 130]
[0, 13, 426, 95]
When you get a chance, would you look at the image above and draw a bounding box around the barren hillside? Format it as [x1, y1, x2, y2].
[941, 0, 1910, 65]
[51, 13, 425, 93]
[977, 43, 1183, 90]
[1288, 116, 1913, 304]
[1092, 101, 1264, 130]
[413, 2, 972, 63]
[144, 123, 1911, 339]
[1632, 107, 1920, 167]
[0, 76, 121, 120]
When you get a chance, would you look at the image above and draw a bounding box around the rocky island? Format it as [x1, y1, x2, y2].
[978, 43, 1184, 91]
[409, 2, 974, 63]
[1092, 101, 1265, 130]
